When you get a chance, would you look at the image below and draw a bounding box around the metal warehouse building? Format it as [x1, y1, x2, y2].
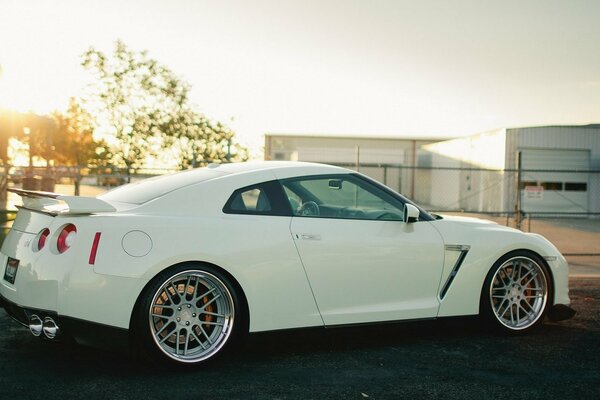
[265, 125, 600, 215]
[418, 124, 600, 214]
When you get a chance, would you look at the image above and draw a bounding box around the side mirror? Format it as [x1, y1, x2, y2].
[403, 203, 420, 223]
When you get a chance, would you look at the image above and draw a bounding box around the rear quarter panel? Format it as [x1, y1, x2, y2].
[91, 172, 322, 332]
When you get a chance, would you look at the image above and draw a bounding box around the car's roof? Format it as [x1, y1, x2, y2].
[100, 161, 350, 205]
[208, 161, 347, 175]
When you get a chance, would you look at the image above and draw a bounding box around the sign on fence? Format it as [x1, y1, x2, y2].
[525, 185, 544, 199]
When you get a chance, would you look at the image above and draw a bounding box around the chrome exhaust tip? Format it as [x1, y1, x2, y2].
[29, 315, 43, 337]
[42, 317, 59, 339]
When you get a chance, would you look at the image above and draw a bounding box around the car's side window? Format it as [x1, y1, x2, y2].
[229, 187, 271, 212]
[223, 180, 291, 216]
[281, 175, 405, 221]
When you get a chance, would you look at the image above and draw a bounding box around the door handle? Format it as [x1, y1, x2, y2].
[294, 233, 321, 241]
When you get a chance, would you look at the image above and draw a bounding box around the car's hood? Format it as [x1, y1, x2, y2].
[436, 214, 499, 225]
[429, 214, 560, 258]
[434, 214, 521, 233]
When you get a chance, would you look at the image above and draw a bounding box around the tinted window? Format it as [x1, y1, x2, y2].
[541, 182, 563, 191]
[224, 181, 290, 216]
[564, 182, 587, 191]
[281, 175, 404, 221]
[229, 187, 271, 212]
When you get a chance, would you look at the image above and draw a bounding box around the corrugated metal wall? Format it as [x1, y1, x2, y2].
[506, 126, 600, 213]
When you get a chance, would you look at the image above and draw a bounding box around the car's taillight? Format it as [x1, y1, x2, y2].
[57, 224, 77, 254]
[34, 228, 50, 252]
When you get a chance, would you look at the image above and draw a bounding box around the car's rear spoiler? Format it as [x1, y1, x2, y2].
[8, 188, 116, 215]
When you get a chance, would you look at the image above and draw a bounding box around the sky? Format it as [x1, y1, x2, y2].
[1, 0, 600, 157]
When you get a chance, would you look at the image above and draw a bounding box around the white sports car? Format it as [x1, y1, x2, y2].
[0, 162, 574, 365]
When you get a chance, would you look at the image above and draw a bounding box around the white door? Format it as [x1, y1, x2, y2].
[282, 174, 445, 326]
[522, 149, 590, 212]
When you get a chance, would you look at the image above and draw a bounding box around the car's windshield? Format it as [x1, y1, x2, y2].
[99, 168, 227, 204]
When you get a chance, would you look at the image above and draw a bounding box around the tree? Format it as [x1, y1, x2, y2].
[52, 98, 110, 195]
[81, 40, 190, 181]
[82, 40, 249, 177]
[167, 110, 249, 169]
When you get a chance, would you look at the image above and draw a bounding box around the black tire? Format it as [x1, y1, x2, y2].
[480, 250, 553, 333]
[131, 263, 246, 366]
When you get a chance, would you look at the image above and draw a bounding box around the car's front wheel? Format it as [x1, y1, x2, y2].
[481, 251, 552, 333]
[133, 264, 244, 366]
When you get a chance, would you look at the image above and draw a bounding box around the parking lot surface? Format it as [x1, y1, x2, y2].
[0, 278, 598, 400]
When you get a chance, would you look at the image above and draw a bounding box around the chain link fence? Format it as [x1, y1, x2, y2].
[1, 162, 599, 263]
[329, 162, 600, 215]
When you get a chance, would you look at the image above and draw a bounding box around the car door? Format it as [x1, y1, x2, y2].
[220, 180, 324, 331]
[282, 174, 445, 326]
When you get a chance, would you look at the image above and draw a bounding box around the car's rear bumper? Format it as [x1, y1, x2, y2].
[0, 245, 143, 330]
[0, 293, 129, 351]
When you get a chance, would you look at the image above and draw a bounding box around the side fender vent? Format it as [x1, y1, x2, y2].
[439, 245, 470, 300]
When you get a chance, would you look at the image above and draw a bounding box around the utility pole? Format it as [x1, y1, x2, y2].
[515, 151, 523, 230]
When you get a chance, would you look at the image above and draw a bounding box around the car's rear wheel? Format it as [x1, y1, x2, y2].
[481, 251, 552, 333]
[133, 264, 243, 366]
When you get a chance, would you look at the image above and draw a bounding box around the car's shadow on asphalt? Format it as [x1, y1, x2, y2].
[2, 314, 581, 378]
[240, 316, 483, 358]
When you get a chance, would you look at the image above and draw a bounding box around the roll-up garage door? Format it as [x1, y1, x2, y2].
[521, 149, 589, 213]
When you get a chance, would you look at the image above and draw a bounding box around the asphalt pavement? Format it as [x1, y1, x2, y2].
[0, 278, 598, 400]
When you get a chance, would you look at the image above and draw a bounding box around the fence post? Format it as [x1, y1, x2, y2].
[515, 151, 523, 230]
[74, 165, 81, 196]
[383, 166, 388, 187]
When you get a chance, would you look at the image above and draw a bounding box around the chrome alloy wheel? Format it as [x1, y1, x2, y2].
[148, 270, 235, 363]
[489, 256, 548, 330]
